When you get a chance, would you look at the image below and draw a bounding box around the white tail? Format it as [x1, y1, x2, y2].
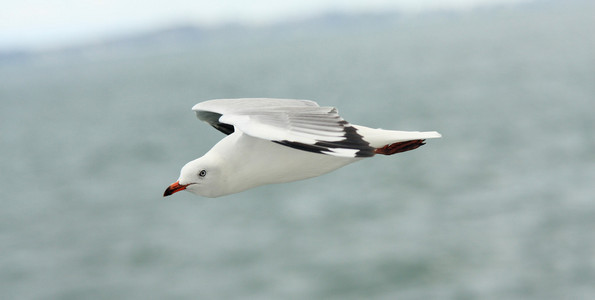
[353, 125, 441, 155]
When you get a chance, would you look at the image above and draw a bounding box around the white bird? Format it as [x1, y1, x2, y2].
[164, 98, 441, 198]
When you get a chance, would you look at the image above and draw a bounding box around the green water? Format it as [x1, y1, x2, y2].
[1, 2, 594, 299]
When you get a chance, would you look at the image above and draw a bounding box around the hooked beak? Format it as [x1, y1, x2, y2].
[163, 181, 188, 197]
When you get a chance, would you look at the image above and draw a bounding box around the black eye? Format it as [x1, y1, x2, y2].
[198, 170, 207, 177]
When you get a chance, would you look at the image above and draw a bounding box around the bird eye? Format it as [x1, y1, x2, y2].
[198, 170, 207, 177]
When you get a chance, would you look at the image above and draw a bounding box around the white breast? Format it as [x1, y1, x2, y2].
[206, 132, 359, 196]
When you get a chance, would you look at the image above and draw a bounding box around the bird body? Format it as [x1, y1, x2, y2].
[164, 98, 441, 198]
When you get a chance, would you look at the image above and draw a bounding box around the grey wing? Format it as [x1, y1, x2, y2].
[192, 98, 375, 158]
[195, 110, 235, 135]
[193, 98, 318, 135]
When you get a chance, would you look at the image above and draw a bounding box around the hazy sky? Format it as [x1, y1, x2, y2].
[1, 0, 530, 49]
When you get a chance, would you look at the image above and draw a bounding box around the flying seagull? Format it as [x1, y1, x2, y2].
[164, 98, 441, 198]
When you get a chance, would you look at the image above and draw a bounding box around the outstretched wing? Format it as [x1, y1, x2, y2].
[192, 98, 375, 157]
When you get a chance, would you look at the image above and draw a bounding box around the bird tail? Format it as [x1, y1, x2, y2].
[353, 125, 441, 156]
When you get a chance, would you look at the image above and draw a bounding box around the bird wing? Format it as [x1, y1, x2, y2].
[192, 98, 375, 157]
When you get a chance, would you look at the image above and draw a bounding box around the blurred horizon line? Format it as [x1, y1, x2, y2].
[1, 0, 589, 61]
[0, 0, 554, 53]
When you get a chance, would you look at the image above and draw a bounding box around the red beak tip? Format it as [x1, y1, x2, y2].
[163, 181, 186, 197]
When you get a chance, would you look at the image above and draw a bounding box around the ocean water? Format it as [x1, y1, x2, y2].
[1, 2, 594, 299]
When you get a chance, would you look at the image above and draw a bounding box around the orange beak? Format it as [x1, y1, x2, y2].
[163, 181, 188, 197]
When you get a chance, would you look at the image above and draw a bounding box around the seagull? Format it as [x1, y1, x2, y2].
[164, 98, 441, 198]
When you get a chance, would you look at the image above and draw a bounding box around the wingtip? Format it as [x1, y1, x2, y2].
[191, 103, 202, 111]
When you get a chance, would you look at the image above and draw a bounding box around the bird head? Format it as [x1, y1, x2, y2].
[163, 156, 223, 198]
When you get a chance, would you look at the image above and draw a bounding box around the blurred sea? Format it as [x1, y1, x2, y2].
[1, 1, 594, 299]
